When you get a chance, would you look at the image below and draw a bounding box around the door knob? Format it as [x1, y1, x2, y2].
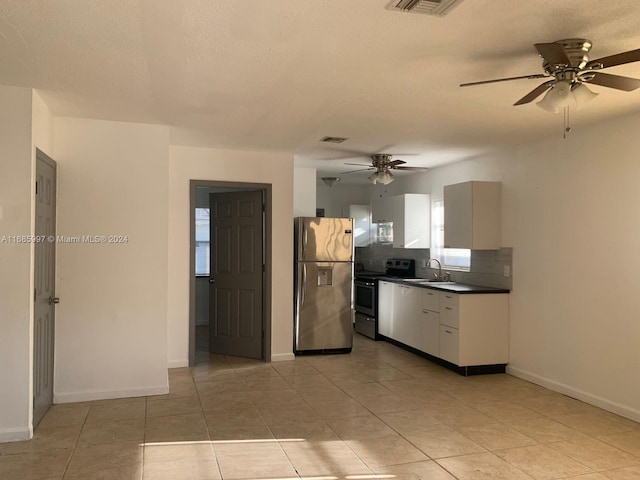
[209, 278, 215, 284]
[49, 296, 60, 305]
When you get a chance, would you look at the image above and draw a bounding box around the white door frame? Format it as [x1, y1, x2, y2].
[33, 148, 57, 427]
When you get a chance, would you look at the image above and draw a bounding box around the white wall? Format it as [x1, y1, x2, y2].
[316, 182, 370, 217]
[167, 146, 294, 367]
[53, 117, 170, 402]
[391, 112, 640, 421]
[293, 167, 316, 217]
[0, 86, 34, 441]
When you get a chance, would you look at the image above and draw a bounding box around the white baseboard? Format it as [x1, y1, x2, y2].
[507, 365, 640, 423]
[270, 352, 295, 362]
[168, 359, 189, 368]
[54, 385, 169, 404]
[0, 426, 31, 443]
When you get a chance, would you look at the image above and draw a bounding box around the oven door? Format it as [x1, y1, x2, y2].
[354, 279, 376, 317]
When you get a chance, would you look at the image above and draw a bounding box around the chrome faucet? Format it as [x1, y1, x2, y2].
[426, 258, 442, 280]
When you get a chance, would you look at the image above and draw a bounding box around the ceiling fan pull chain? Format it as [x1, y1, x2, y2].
[563, 106, 571, 139]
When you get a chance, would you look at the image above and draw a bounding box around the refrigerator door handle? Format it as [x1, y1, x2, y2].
[301, 263, 306, 306]
[302, 222, 307, 259]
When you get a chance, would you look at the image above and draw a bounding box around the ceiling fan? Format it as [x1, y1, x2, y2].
[342, 154, 428, 185]
[460, 39, 640, 112]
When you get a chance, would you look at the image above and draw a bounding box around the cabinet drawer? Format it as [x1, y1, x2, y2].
[440, 302, 459, 328]
[440, 292, 459, 307]
[439, 325, 459, 365]
[422, 289, 439, 312]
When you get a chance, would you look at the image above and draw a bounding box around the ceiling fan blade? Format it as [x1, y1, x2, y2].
[588, 47, 640, 69]
[513, 80, 556, 106]
[344, 162, 372, 166]
[460, 73, 548, 87]
[393, 166, 429, 171]
[388, 159, 407, 167]
[342, 167, 374, 175]
[535, 42, 571, 66]
[586, 72, 640, 91]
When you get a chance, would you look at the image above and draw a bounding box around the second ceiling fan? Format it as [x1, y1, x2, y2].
[342, 154, 428, 184]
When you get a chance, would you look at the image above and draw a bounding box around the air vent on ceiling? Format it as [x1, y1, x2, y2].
[319, 136, 348, 143]
[388, 0, 464, 16]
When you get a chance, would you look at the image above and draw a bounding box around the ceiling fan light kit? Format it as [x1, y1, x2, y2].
[537, 80, 573, 113]
[368, 170, 394, 185]
[572, 83, 599, 110]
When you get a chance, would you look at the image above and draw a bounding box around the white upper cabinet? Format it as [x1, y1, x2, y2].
[392, 194, 430, 249]
[341, 204, 371, 247]
[444, 181, 501, 250]
[371, 195, 394, 223]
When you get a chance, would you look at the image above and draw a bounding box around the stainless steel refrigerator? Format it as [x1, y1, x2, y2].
[294, 217, 354, 354]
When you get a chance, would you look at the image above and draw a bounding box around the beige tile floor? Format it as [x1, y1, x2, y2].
[2, 333, 640, 479]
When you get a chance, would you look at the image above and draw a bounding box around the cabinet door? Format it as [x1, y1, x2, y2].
[444, 181, 501, 249]
[439, 325, 459, 365]
[348, 204, 371, 247]
[377, 281, 394, 337]
[444, 182, 473, 248]
[392, 196, 405, 248]
[392, 194, 430, 249]
[371, 196, 394, 223]
[421, 310, 440, 357]
[391, 284, 407, 343]
[402, 285, 423, 350]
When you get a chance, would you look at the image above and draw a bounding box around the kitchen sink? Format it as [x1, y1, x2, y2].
[411, 279, 457, 285]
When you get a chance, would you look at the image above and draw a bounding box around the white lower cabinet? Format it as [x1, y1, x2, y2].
[439, 292, 508, 367]
[377, 281, 394, 338]
[421, 310, 440, 357]
[397, 285, 422, 350]
[379, 283, 509, 368]
[421, 289, 440, 357]
[439, 325, 459, 365]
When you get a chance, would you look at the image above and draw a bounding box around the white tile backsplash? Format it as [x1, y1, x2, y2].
[355, 246, 513, 290]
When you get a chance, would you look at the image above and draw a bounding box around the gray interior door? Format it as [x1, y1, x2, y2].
[34, 151, 57, 427]
[209, 190, 263, 359]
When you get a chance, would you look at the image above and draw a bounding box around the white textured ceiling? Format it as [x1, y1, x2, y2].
[2, 0, 640, 183]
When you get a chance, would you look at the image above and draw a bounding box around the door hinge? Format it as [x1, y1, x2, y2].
[262, 203, 266, 212]
[262, 264, 265, 272]
[35, 181, 38, 195]
[34, 288, 36, 302]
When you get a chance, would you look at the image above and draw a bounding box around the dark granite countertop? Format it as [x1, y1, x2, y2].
[379, 277, 510, 294]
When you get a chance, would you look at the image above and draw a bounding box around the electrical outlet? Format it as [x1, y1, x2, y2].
[503, 265, 510, 278]
[420, 258, 427, 268]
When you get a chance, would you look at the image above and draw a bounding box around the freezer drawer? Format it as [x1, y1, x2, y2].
[354, 313, 376, 339]
[295, 261, 353, 352]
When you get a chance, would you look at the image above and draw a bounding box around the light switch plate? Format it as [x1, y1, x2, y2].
[503, 265, 510, 277]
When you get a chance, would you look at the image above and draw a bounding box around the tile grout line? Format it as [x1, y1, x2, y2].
[193, 360, 226, 480]
[59, 403, 91, 479]
[140, 396, 147, 480]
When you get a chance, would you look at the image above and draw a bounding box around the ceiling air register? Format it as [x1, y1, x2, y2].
[388, 0, 464, 16]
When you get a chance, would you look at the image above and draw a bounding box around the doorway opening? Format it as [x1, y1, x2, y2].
[188, 180, 272, 367]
